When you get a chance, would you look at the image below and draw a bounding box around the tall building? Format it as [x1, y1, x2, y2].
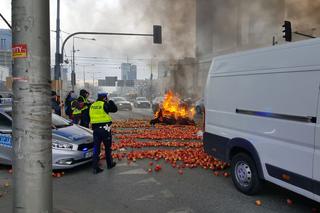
[129, 65, 137, 80]
[121, 63, 137, 81]
[0, 29, 12, 75]
[121, 63, 131, 80]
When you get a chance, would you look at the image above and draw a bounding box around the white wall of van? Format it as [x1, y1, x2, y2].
[204, 38, 320, 202]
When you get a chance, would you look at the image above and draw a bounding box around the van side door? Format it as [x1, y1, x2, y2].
[314, 91, 320, 202]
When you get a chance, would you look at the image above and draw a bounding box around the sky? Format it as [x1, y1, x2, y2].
[0, 0, 196, 81]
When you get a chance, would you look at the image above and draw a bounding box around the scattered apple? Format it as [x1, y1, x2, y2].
[223, 172, 230, 177]
[255, 200, 262, 206]
[286, 198, 293, 205]
[154, 164, 162, 172]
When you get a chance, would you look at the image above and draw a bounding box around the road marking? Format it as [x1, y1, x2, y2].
[135, 194, 155, 201]
[117, 168, 147, 175]
[135, 177, 161, 185]
[160, 189, 174, 198]
[167, 207, 195, 213]
[116, 162, 139, 167]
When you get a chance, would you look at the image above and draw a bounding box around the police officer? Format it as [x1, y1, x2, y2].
[71, 98, 82, 124]
[89, 92, 118, 174]
[78, 89, 91, 128]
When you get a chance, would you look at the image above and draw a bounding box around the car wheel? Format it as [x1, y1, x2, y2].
[231, 153, 262, 195]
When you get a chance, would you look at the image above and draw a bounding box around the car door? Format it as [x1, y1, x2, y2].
[0, 112, 13, 165]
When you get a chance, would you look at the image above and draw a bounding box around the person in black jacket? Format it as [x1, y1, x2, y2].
[78, 89, 91, 128]
[89, 92, 118, 174]
[51, 91, 61, 116]
[64, 91, 75, 119]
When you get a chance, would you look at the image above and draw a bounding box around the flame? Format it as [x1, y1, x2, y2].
[155, 90, 195, 120]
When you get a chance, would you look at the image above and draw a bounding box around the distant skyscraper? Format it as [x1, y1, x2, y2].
[121, 63, 137, 81]
[121, 63, 131, 80]
[129, 65, 137, 80]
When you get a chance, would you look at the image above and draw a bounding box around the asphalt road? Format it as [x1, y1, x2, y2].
[0, 108, 319, 213]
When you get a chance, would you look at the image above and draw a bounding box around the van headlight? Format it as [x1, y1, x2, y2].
[52, 140, 73, 150]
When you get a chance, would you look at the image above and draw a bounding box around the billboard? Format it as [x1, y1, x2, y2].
[106, 77, 117, 86]
[117, 80, 134, 87]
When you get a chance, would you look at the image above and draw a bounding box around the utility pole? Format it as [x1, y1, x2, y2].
[54, 0, 61, 80]
[83, 66, 86, 88]
[92, 72, 95, 87]
[72, 38, 76, 91]
[150, 58, 153, 101]
[12, 0, 52, 212]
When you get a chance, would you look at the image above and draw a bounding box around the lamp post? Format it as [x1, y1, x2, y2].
[75, 64, 95, 88]
[54, 0, 61, 80]
[91, 71, 101, 97]
[70, 37, 95, 91]
[71, 37, 80, 91]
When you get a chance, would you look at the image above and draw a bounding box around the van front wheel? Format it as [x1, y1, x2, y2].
[231, 153, 262, 195]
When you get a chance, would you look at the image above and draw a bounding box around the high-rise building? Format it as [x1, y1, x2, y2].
[128, 65, 137, 80]
[0, 29, 12, 75]
[121, 63, 131, 80]
[121, 63, 137, 81]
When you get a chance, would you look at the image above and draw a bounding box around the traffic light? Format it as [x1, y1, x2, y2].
[153, 25, 162, 44]
[282, 21, 292, 42]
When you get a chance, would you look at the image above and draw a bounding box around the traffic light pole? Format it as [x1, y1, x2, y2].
[59, 26, 162, 87]
[12, 0, 52, 212]
[294, 31, 316, 39]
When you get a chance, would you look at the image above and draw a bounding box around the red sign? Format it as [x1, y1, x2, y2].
[12, 44, 28, 58]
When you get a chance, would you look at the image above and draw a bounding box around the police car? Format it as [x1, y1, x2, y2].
[0, 109, 94, 169]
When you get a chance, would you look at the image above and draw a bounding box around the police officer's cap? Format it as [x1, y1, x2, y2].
[98, 92, 108, 98]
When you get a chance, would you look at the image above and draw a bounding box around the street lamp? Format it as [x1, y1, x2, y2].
[54, 0, 61, 80]
[71, 36, 95, 90]
[76, 64, 95, 88]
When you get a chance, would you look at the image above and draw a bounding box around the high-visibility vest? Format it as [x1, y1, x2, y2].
[71, 100, 82, 115]
[79, 96, 89, 111]
[89, 101, 112, 124]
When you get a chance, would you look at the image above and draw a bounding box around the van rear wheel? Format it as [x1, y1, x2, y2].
[231, 153, 262, 195]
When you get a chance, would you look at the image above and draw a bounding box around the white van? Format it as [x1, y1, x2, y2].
[204, 38, 320, 202]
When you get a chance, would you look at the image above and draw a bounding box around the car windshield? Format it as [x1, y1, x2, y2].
[136, 97, 147, 101]
[112, 97, 127, 102]
[52, 113, 72, 128]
